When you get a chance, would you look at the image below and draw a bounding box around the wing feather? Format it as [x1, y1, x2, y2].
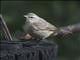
[32, 17, 57, 31]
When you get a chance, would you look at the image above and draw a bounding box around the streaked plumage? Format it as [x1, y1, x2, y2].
[23, 13, 58, 40]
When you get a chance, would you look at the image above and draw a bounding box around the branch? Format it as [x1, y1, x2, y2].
[54, 23, 80, 36]
[0, 15, 13, 41]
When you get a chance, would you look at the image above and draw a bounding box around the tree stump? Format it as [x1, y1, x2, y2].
[0, 40, 58, 60]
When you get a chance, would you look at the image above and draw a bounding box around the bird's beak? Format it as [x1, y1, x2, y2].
[24, 15, 28, 18]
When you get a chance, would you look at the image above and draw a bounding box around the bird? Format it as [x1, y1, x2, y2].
[23, 13, 58, 40]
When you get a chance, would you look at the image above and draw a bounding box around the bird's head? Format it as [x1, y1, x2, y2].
[24, 13, 40, 22]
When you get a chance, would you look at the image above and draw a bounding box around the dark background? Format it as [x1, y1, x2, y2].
[1, 1, 80, 60]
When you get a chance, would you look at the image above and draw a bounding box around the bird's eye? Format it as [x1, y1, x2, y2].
[29, 17, 34, 18]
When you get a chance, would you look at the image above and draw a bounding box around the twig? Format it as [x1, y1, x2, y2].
[0, 15, 13, 41]
[54, 23, 80, 36]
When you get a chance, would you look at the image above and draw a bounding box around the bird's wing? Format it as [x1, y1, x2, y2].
[32, 18, 57, 31]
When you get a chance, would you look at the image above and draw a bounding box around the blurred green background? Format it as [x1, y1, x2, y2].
[1, 1, 80, 60]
